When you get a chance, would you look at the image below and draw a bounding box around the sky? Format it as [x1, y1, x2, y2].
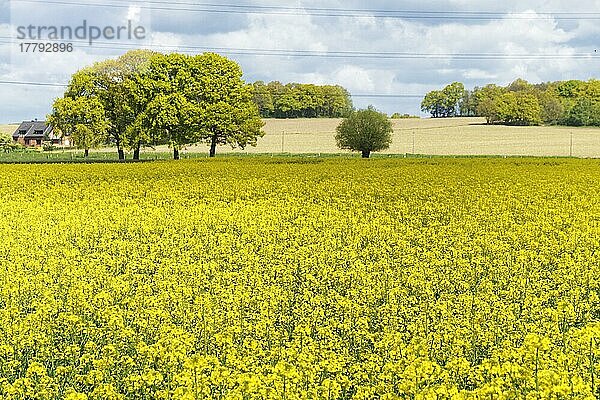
[0, 0, 599, 123]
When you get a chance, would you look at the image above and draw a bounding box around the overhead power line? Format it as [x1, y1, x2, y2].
[10, 0, 600, 20]
[15, 0, 599, 16]
[0, 80, 424, 98]
[0, 80, 67, 88]
[1, 38, 597, 60]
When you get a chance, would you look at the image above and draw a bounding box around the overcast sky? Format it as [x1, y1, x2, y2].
[1, 0, 599, 123]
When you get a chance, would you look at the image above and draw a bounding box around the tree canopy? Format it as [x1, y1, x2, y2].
[128, 52, 263, 158]
[335, 106, 393, 159]
[48, 93, 108, 157]
[61, 50, 155, 160]
[421, 82, 465, 118]
[423, 78, 600, 127]
[251, 82, 353, 118]
[50, 50, 264, 159]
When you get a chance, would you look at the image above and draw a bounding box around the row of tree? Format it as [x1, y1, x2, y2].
[49, 50, 263, 160]
[420, 82, 466, 118]
[251, 81, 353, 118]
[421, 79, 600, 126]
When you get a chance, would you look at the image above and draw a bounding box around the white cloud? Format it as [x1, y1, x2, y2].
[333, 66, 376, 92]
[463, 69, 498, 80]
[126, 6, 143, 24]
[149, 32, 184, 50]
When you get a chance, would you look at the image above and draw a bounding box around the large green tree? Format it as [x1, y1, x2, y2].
[421, 82, 465, 118]
[48, 96, 108, 157]
[65, 50, 155, 160]
[421, 90, 445, 118]
[189, 53, 264, 157]
[131, 92, 196, 160]
[131, 52, 263, 159]
[251, 81, 275, 117]
[539, 92, 564, 125]
[335, 106, 393, 159]
[506, 78, 533, 93]
[322, 85, 353, 117]
[564, 97, 600, 126]
[494, 92, 542, 126]
[473, 84, 505, 124]
[442, 82, 466, 116]
[128, 53, 198, 160]
[460, 90, 477, 117]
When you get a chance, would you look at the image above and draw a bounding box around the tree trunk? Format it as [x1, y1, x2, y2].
[133, 141, 141, 161]
[361, 150, 371, 159]
[84, 148, 89, 158]
[209, 135, 218, 158]
[173, 148, 180, 160]
[116, 137, 125, 161]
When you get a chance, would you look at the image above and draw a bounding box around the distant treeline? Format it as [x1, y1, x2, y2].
[422, 79, 600, 126]
[251, 81, 353, 118]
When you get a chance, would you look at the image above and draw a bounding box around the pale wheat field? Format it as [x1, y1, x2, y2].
[212, 117, 600, 157]
[0, 124, 17, 135]
[4, 118, 600, 157]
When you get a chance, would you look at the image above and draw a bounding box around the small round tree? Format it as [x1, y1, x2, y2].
[335, 106, 393, 158]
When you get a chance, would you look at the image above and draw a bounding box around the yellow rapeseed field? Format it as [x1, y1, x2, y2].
[1, 157, 600, 399]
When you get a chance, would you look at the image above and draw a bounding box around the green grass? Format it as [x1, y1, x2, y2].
[0, 149, 581, 164]
[0, 149, 205, 163]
